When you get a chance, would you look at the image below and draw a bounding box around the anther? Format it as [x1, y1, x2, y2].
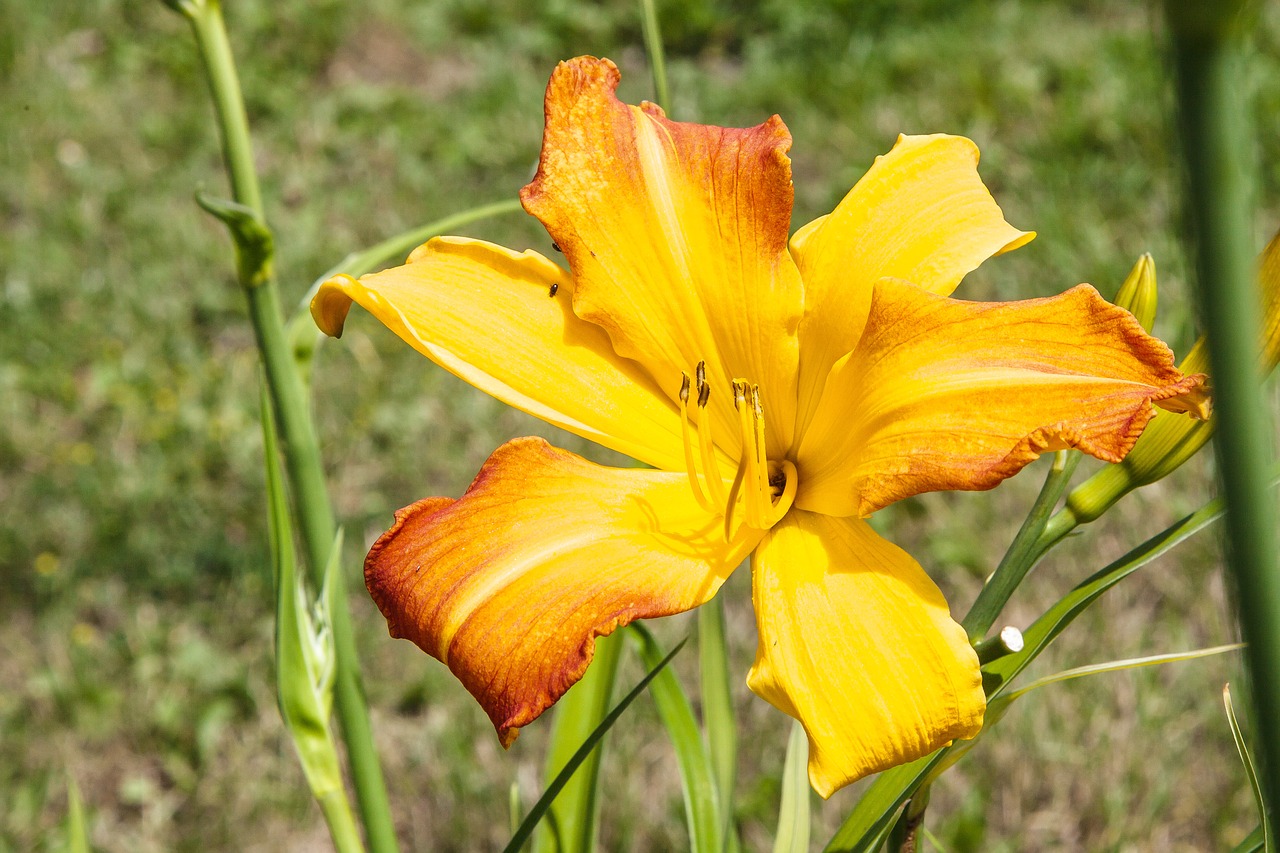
[679, 371, 714, 513]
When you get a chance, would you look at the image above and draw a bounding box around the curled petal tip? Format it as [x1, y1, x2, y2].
[311, 274, 359, 338]
[1155, 372, 1212, 420]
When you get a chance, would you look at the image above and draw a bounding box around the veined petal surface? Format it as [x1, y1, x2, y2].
[365, 437, 760, 746]
[746, 510, 984, 797]
[796, 280, 1209, 517]
[789, 134, 1034, 440]
[313, 237, 686, 471]
[521, 56, 803, 456]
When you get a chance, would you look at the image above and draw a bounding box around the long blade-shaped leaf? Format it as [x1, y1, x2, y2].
[826, 492, 1235, 852]
[533, 631, 625, 853]
[700, 595, 739, 851]
[630, 623, 724, 853]
[504, 637, 687, 853]
[1233, 825, 1266, 853]
[66, 775, 89, 853]
[263, 386, 365, 853]
[1225, 684, 1272, 852]
[772, 721, 811, 853]
[1007, 644, 1243, 700]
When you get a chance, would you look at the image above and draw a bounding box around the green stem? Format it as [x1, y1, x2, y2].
[183, 4, 398, 850]
[318, 789, 369, 853]
[1167, 0, 1280, 828]
[962, 451, 1081, 641]
[639, 0, 671, 113]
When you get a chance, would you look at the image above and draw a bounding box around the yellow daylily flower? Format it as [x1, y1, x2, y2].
[313, 56, 1208, 797]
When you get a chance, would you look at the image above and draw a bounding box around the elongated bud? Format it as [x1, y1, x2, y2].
[1065, 227, 1280, 523]
[1114, 253, 1158, 332]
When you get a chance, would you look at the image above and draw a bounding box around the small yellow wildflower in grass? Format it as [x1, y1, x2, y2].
[314, 57, 1208, 796]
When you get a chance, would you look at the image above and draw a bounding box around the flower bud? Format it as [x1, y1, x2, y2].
[1113, 253, 1158, 332]
[1064, 227, 1280, 522]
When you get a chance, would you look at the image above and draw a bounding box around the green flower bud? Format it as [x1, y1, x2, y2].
[1113, 253, 1158, 332]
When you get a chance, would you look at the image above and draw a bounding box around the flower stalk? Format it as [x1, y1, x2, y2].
[167, 2, 398, 849]
[1167, 0, 1280, 825]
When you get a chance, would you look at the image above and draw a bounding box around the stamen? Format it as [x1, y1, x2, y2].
[679, 372, 714, 513]
[723, 381, 751, 540]
[694, 365, 726, 507]
[738, 384, 767, 529]
[695, 361, 710, 408]
[751, 386, 771, 519]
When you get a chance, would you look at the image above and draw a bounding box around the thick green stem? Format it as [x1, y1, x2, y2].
[1168, 0, 1280, 827]
[962, 451, 1081, 641]
[183, 4, 398, 850]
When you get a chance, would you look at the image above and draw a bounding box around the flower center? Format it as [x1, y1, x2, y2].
[679, 361, 798, 538]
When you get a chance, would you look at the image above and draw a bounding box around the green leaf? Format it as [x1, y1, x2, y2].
[505, 637, 688, 853]
[827, 493, 1232, 852]
[1233, 824, 1266, 853]
[638, 0, 670, 112]
[66, 775, 90, 853]
[981, 496, 1228, 702]
[1225, 684, 1272, 852]
[699, 595, 740, 851]
[263, 386, 365, 853]
[772, 721, 811, 853]
[1006, 644, 1244, 701]
[286, 198, 525, 378]
[533, 631, 625, 853]
[629, 623, 724, 853]
[194, 190, 274, 289]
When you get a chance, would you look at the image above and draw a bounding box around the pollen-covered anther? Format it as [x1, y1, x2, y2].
[678, 370, 713, 513]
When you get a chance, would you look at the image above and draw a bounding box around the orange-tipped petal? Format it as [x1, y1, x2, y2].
[747, 510, 984, 797]
[365, 437, 760, 746]
[796, 280, 1208, 517]
[789, 134, 1034, 439]
[520, 56, 803, 456]
[312, 237, 687, 471]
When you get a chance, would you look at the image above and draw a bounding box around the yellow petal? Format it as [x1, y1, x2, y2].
[365, 437, 760, 746]
[313, 236, 686, 471]
[746, 510, 984, 797]
[789, 134, 1034, 441]
[796, 280, 1208, 517]
[520, 56, 803, 456]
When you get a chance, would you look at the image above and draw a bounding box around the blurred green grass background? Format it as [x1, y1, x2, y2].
[4, 0, 1279, 849]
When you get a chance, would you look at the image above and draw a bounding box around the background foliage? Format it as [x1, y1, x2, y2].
[3, 0, 1279, 849]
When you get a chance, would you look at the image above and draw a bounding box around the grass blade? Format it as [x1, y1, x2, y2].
[1225, 684, 1272, 851]
[504, 636, 687, 853]
[1233, 825, 1266, 853]
[630, 623, 724, 853]
[772, 721, 811, 853]
[66, 775, 90, 853]
[827, 485, 1263, 851]
[533, 631, 625, 853]
[1006, 644, 1244, 701]
[638, 0, 670, 112]
[699, 595, 740, 850]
